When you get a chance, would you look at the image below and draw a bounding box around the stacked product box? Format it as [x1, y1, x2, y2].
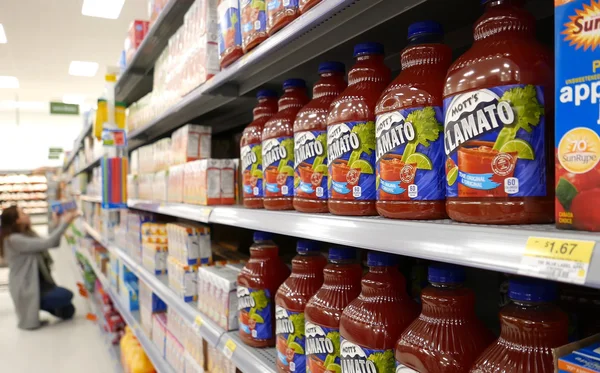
[118, 262, 139, 312]
[148, 0, 168, 29]
[166, 223, 212, 266]
[167, 164, 185, 203]
[138, 174, 154, 200]
[124, 20, 149, 65]
[184, 323, 205, 371]
[183, 159, 237, 205]
[166, 331, 185, 373]
[207, 344, 237, 373]
[152, 313, 168, 357]
[171, 124, 212, 165]
[126, 211, 155, 263]
[138, 145, 155, 175]
[184, 352, 204, 373]
[153, 138, 172, 172]
[197, 266, 239, 331]
[167, 307, 186, 344]
[141, 222, 168, 275]
[127, 174, 139, 199]
[220, 158, 236, 204]
[153, 170, 169, 202]
[139, 280, 167, 338]
[130, 149, 139, 176]
[109, 252, 120, 290]
[167, 256, 198, 302]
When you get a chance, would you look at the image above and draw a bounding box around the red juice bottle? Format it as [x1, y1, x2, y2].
[263, 79, 310, 210]
[218, 0, 244, 68]
[340, 252, 419, 372]
[300, 0, 321, 14]
[327, 43, 391, 216]
[305, 247, 362, 373]
[237, 231, 291, 348]
[294, 62, 347, 213]
[470, 278, 568, 373]
[375, 22, 452, 220]
[395, 263, 495, 373]
[267, 0, 299, 36]
[275, 240, 328, 373]
[241, 90, 279, 209]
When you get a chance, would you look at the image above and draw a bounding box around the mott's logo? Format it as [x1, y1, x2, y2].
[561, 0, 600, 51]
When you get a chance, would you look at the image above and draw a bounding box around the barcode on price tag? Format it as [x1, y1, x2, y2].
[518, 236, 596, 284]
[223, 338, 237, 359]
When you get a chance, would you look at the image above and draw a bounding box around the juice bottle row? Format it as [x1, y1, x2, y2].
[236, 231, 574, 373]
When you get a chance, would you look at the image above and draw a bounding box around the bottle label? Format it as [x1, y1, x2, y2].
[241, 144, 263, 198]
[375, 107, 445, 201]
[443, 84, 546, 198]
[218, 0, 242, 55]
[327, 121, 377, 201]
[237, 287, 272, 340]
[294, 130, 328, 200]
[241, 0, 266, 37]
[340, 338, 395, 373]
[396, 362, 418, 373]
[305, 322, 341, 373]
[276, 306, 306, 372]
[263, 136, 295, 197]
[267, 0, 299, 26]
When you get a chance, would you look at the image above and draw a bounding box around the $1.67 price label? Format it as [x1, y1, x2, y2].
[518, 236, 596, 284]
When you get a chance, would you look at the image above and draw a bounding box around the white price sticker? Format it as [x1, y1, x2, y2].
[223, 338, 237, 359]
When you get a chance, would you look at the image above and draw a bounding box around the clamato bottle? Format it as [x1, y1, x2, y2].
[294, 62, 347, 213]
[327, 43, 391, 216]
[263, 79, 309, 210]
[304, 247, 362, 373]
[241, 90, 279, 209]
[443, 0, 554, 224]
[375, 21, 452, 219]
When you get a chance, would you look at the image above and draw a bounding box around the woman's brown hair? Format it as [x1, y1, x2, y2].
[0, 205, 26, 257]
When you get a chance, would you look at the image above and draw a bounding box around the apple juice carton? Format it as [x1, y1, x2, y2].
[555, 0, 600, 232]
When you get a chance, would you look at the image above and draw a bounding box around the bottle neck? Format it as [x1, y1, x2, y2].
[291, 252, 321, 273]
[253, 97, 277, 120]
[278, 88, 307, 111]
[361, 266, 407, 298]
[421, 285, 476, 319]
[475, 0, 534, 42]
[401, 40, 452, 70]
[250, 241, 279, 258]
[348, 54, 388, 86]
[323, 261, 361, 287]
[312, 72, 346, 99]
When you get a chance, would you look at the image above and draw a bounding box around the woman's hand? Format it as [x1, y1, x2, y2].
[61, 210, 80, 224]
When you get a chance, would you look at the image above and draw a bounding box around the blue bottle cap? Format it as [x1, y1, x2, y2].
[253, 231, 273, 241]
[367, 251, 397, 267]
[283, 79, 306, 89]
[257, 89, 277, 99]
[407, 21, 443, 40]
[318, 61, 346, 74]
[353, 42, 384, 57]
[509, 278, 558, 302]
[428, 263, 465, 284]
[328, 247, 356, 261]
[297, 240, 320, 254]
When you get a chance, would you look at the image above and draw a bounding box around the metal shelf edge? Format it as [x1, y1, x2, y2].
[127, 199, 211, 223]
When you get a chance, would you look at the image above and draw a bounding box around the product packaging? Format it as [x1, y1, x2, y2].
[50, 199, 77, 215]
[167, 164, 185, 203]
[152, 313, 168, 357]
[166, 223, 212, 266]
[197, 266, 239, 330]
[240, 0, 267, 52]
[166, 331, 185, 373]
[167, 256, 198, 302]
[184, 324, 205, 369]
[220, 158, 236, 204]
[153, 170, 169, 202]
[125, 20, 150, 65]
[199, 159, 222, 205]
[218, 0, 243, 67]
[556, 334, 600, 372]
[142, 242, 168, 275]
[153, 138, 172, 172]
[171, 124, 212, 165]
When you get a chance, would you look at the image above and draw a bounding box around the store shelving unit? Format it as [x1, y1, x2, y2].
[64, 115, 94, 171]
[127, 199, 211, 223]
[80, 195, 102, 203]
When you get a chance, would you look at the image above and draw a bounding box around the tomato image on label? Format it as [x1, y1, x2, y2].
[444, 84, 546, 198]
[241, 144, 264, 198]
[263, 137, 295, 197]
[305, 323, 341, 373]
[276, 307, 307, 372]
[238, 287, 273, 340]
[295, 131, 328, 199]
[340, 339, 395, 373]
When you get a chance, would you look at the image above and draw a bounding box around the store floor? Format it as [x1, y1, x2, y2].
[0, 226, 116, 373]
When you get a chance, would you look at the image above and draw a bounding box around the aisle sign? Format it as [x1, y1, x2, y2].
[223, 338, 237, 359]
[50, 102, 79, 115]
[518, 236, 596, 284]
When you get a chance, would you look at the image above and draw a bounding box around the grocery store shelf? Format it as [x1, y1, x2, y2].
[127, 199, 211, 223]
[64, 118, 94, 171]
[80, 195, 102, 203]
[67, 154, 102, 183]
[115, 0, 195, 104]
[218, 331, 277, 373]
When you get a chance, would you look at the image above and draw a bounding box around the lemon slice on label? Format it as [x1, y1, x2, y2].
[314, 164, 328, 174]
[350, 159, 374, 174]
[499, 139, 535, 160]
[326, 363, 342, 373]
[288, 341, 305, 354]
[252, 170, 263, 179]
[279, 165, 294, 176]
[447, 166, 458, 186]
[404, 153, 433, 170]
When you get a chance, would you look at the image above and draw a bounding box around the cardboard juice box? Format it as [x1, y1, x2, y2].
[555, 0, 600, 231]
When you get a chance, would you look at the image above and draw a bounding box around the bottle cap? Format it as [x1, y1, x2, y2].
[257, 89, 277, 99]
[428, 263, 465, 284]
[297, 240, 320, 254]
[407, 21, 443, 40]
[318, 61, 346, 74]
[253, 231, 273, 241]
[509, 278, 558, 302]
[367, 251, 397, 266]
[328, 247, 356, 261]
[353, 42, 384, 57]
[283, 79, 306, 89]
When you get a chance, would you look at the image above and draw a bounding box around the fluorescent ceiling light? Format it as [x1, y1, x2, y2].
[82, 0, 125, 19]
[0, 76, 19, 88]
[69, 61, 99, 77]
[0, 24, 7, 43]
[62, 94, 85, 105]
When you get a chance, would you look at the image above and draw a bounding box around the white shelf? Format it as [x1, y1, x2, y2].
[80, 195, 102, 203]
[127, 199, 212, 223]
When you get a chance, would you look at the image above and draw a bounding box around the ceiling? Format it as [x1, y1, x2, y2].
[0, 0, 147, 108]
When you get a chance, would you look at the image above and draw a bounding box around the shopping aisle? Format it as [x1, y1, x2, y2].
[0, 226, 116, 373]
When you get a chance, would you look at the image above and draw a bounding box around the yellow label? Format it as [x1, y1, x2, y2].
[225, 339, 237, 353]
[194, 315, 203, 328]
[525, 236, 595, 263]
[558, 127, 600, 174]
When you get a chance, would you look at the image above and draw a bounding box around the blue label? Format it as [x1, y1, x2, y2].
[241, 0, 267, 36]
[276, 307, 306, 372]
[375, 107, 445, 201]
[305, 322, 340, 373]
[241, 143, 263, 198]
[327, 121, 376, 201]
[294, 130, 328, 200]
[218, 0, 242, 55]
[237, 287, 272, 340]
[263, 136, 294, 197]
[443, 84, 546, 198]
[340, 338, 395, 373]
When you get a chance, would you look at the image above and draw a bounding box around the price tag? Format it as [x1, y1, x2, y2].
[192, 315, 203, 334]
[223, 338, 237, 359]
[518, 236, 596, 284]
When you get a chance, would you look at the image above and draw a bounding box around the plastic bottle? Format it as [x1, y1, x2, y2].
[339, 252, 419, 372]
[241, 90, 279, 209]
[470, 278, 568, 373]
[241, 0, 268, 53]
[218, 0, 244, 68]
[300, 0, 321, 14]
[443, 0, 554, 224]
[275, 240, 328, 373]
[267, 0, 299, 36]
[327, 43, 391, 216]
[304, 247, 362, 373]
[237, 231, 291, 348]
[263, 79, 309, 210]
[375, 21, 452, 219]
[294, 62, 347, 213]
[395, 263, 495, 373]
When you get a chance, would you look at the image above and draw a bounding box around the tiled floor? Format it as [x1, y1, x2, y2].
[0, 226, 117, 373]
